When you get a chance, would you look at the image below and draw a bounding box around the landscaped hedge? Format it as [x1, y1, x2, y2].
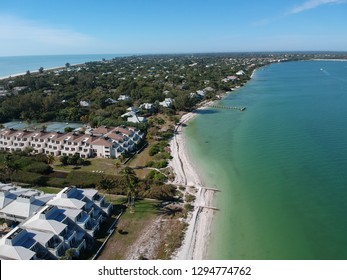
[14, 170, 47, 186]
[24, 162, 53, 175]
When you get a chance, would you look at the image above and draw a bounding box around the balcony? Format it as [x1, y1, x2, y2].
[63, 230, 76, 244]
[72, 239, 86, 256]
[84, 220, 99, 237]
[96, 214, 104, 224]
[88, 207, 95, 218]
[100, 202, 112, 216]
[76, 213, 90, 227]
[47, 238, 64, 257]
[93, 194, 104, 203]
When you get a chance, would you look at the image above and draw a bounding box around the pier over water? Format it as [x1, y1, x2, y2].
[210, 105, 246, 111]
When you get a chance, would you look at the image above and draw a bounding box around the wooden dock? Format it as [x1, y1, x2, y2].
[210, 105, 246, 111]
[173, 184, 221, 192]
[198, 205, 220, 211]
[201, 187, 221, 192]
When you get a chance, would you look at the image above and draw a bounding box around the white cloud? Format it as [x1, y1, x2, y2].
[253, 0, 345, 27]
[289, 0, 345, 14]
[0, 15, 97, 55]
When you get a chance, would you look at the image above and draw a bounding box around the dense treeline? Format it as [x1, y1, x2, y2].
[0, 54, 275, 125]
[0, 149, 178, 201]
[1, 53, 333, 127]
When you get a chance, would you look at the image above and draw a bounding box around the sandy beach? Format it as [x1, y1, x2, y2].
[170, 103, 217, 260]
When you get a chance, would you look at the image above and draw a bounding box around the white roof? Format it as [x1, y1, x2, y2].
[0, 245, 35, 260]
[121, 111, 135, 118]
[0, 186, 16, 192]
[27, 228, 55, 245]
[127, 115, 146, 123]
[60, 208, 82, 221]
[118, 95, 130, 100]
[47, 198, 85, 209]
[80, 100, 90, 107]
[140, 103, 154, 109]
[0, 191, 16, 209]
[23, 217, 67, 235]
[35, 194, 56, 204]
[0, 199, 44, 218]
[159, 98, 174, 107]
[127, 107, 139, 112]
[0, 183, 12, 187]
[0, 186, 30, 196]
[81, 189, 98, 199]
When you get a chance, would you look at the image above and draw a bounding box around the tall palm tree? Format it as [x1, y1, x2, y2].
[113, 159, 121, 174]
[120, 167, 138, 210]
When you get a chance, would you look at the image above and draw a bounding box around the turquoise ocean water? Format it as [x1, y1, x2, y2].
[0, 54, 125, 78]
[185, 60, 347, 259]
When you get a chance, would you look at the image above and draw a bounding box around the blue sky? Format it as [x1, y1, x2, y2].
[0, 0, 347, 56]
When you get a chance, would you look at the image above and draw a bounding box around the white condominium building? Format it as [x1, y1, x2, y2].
[0, 183, 113, 260]
[0, 126, 144, 159]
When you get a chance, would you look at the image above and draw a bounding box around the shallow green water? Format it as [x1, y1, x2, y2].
[185, 61, 347, 259]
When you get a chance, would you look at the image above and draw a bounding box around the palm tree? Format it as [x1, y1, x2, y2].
[46, 154, 55, 165]
[113, 159, 121, 174]
[97, 177, 115, 199]
[118, 153, 126, 163]
[120, 167, 138, 211]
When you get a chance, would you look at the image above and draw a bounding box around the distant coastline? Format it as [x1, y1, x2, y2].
[0, 54, 126, 79]
[311, 58, 347, 61]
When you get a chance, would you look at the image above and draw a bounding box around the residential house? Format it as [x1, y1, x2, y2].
[222, 75, 238, 82]
[117, 95, 130, 101]
[159, 98, 174, 108]
[127, 114, 146, 123]
[139, 103, 154, 111]
[79, 100, 90, 107]
[104, 98, 118, 105]
[196, 90, 205, 98]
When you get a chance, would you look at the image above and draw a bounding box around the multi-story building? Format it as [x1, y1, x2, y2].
[0, 126, 144, 159]
[0, 184, 113, 260]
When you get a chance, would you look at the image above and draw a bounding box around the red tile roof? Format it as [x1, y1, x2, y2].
[91, 138, 113, 147]
[114, 127, 131, 135]
[106, 132, 124, 141]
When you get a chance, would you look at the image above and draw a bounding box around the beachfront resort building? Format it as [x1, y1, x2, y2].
[0, 183, 112, 260]
[0, 125, 144, 159]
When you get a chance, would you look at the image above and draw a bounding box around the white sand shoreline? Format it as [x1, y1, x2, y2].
[311, 58, 347, 62]
[170, 72, 257, 259]
[0, 63, 85, 81]
[169, 101, 217, 260]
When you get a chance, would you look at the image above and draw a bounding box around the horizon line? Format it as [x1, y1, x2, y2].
[1, 50, 347, 58]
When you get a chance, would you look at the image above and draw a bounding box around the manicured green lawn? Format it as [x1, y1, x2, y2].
[35, 186, 61, 194]
[53, 158, 120, 175]
[97, 198, 160, 260]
